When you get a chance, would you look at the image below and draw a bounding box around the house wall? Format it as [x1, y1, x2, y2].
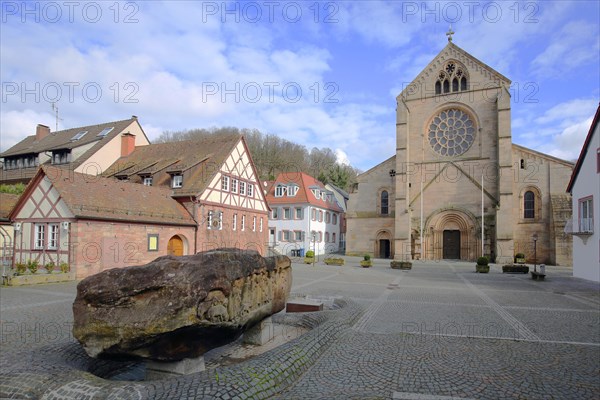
[572, 126, 600, 282]
[71, 220, 196, 280]
[268, 204, 341, 257]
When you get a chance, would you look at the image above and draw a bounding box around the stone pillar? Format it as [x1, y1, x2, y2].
[243, 317, 275, 345]
[495, 87, 515, 264]
[146, 356, 206, 380]
[395, 98, 412, 260]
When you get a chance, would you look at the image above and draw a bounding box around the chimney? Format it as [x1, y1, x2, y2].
[121, 132, 136, 157]
[36, 124, 50, 141]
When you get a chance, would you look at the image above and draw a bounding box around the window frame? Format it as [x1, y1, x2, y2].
[239, 181, 246, 196]
[524, 191, 535, 219]
[172, 174, 183, 188]
[247, 183, 254, 197]
[143, 176, 153, 186]
[34, 224, 45, 250]
[295, 207, 303, 220]
[221, 175, 230, 192]
[47, 224, 59, 250]
[579, 196, 594, 233]
[231, 178, 238, 194]
[283, 207, 291, 220]
[380, 190, 389, 215]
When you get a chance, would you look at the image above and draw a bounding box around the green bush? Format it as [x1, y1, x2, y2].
[15, 263, 26, 275]
[515, 253, 525, 259]
[477, 256, 489, 266]
[27, 259, 39, 274]
[305, 250, 315, 258]
[45, 262, 55, 273]
[59, 262, 69, 273]
[363, 254, 371, 261]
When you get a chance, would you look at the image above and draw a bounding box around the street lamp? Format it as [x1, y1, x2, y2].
[532, 233, 538, 272]
[312, 231, 316, 267]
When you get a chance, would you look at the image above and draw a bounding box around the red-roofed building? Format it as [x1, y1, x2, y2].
[265, 172, 344, 257]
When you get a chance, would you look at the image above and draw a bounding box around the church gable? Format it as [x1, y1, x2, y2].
[399, 42, 511, 101]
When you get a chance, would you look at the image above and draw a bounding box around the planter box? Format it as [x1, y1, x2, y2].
[324, 258, 344, 266]
[475, 265, 489, 273]
[515, 258, 526, 264]
[391, 261, 412, 270]
[360, 260, 372, 268]
[8, 272, 76, 286]
[502, 265, 529, 274]
[304, 257, 315, 264]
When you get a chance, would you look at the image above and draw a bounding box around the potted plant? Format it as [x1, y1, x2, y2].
[360, 254, 373, 268]
[26, 259, 39, 274]
[15, 262, 26, 275]
[475, 256, 489, 273]
[514, 253, 526, 264]
[44, 261, 55, 274]
[304, 250, 315, 264]
[324, 257, 344, 266]
[391, 260, 412, 270]
[59, 261, 70, 273]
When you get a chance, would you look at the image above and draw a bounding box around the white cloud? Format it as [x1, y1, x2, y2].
[335, 149, 350, 165]
[538, 117, 593, 161]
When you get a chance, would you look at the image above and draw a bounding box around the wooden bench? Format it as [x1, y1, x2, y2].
[530, 271, 546, 281]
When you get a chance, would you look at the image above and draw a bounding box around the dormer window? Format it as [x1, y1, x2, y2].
[143, 177, 153, 186]
[435, 61, 468, 95]
[172, 174, 183, 188]
[287, 185, 299, 197]
[52, 150, 71, 165]
[70, 131, 88, 141]
[312, 189, 320, 199]
[96, 127, 114, 138]
[275, 185, 287, 197]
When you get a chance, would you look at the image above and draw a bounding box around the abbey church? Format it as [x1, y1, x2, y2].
[346, 36, 574, 265]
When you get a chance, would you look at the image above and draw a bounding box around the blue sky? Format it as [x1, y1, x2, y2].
[1, 1, 598, 171]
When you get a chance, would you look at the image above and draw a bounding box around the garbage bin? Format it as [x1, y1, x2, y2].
[299, 248, 305, 257]
[540, 264, 545, 274]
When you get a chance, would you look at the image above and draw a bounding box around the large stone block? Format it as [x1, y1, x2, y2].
[72, 249, 292, 361]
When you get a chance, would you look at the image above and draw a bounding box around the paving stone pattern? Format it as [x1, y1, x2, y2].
[1, 258, 599, 399]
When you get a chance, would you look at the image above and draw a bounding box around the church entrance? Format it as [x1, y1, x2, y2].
[443, 230, 461, 259]
[379, 239, 391, 259]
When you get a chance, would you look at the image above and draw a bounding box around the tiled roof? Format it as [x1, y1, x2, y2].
[0, 193, 20, 220]
[104, 134, 242, 197]
[13, 165, 196, 226]
[265, 172, 344, 212]
[1, 117, 138, 167]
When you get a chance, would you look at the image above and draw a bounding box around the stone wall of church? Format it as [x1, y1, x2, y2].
[511, 146, 573, 265]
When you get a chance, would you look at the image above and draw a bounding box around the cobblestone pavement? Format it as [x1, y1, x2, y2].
[1, 258, 599, 399]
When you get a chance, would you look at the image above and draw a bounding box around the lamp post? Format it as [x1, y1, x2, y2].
[532, 232, 538, 273]
[312, 231, 316, 268]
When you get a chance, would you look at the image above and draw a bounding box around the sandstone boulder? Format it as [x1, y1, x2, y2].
[72, 249, 292, 361]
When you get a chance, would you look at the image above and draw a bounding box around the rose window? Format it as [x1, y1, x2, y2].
[428, 109, 475, 157]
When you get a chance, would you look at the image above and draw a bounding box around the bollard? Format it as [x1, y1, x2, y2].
[540, 264, 546, 275]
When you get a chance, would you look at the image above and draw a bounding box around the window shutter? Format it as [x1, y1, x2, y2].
[278, 231, 282, 241]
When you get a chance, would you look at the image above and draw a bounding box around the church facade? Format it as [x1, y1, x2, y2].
[346, 39, 573, 266]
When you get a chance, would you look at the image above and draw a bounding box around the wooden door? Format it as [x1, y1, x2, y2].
[167, 235, 184, 256]
[443, 230, 460, 259]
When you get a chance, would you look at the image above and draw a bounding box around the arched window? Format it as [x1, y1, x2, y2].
[381, 191, 389, 215]
[435, 81, 441, 95]
[435, 61, 469, 95]
[460, 76, 467, 91]
[524, 191, 535, 219]
[452, 78, 459, 92]
[443, 80, 450, 93]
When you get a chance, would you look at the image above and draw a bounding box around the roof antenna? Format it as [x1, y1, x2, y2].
[51, 102, 63, 132]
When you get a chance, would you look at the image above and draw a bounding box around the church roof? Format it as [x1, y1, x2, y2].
[398, 41, 511, 99]
[567, 103, 600, 193]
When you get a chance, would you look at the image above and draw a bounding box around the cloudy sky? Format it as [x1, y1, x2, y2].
[1, 1, 598, 170]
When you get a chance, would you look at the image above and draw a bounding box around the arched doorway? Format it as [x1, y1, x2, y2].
[167, 235, 184, 256]
[375, 230, 393, 259]
[425, 209, 477, 261]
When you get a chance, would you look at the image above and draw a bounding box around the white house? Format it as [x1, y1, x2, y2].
[567, 104, 600, 282]
[265, 172, 344, 257]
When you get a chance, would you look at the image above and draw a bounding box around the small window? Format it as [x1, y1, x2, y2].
[34, 224, 45, 250]
[295, 207, 303, 219]
[272, 208, 279, 219]
[239, 181, 246, 196]
[71, 130, 88, 141]
[381, 191, 389, 215]
[231, 178, 238, 194]
[318, 231, 323, 242]
[148, 234, 159, 251]
[247, 183, 254, 197]
[221, 176, 230, 191]
[452, 78, 459, 92]
[241, 215, 246, 231]
[283, 208, 291, 220]
[288, 185, 299, 197]
[172, 174, 183, 188]
[443, 80, 450, 93]
[325, 232, 330, 243]
[275, 185, 286, 197]
[233, 214, 237, 231]
[460, 77, 468, 91]
[207, 210, 214, 230]
[524, 191, 535, 219]
[143, 177, 153, 186]
[47, 224, 59, 249]
[283, 230, 290, 241]
[520, 159, 525, 169]
[332, 232, 336, 243]
[325, 212, 331, 223]
[252, 216, 256, 232]
[579, 197, 594, 232]
[294, 231, 303, 241]
[311, 208, 316, 221]
[318, 210, 323, 222]
[435, 81, 441, 95]
[333, 213, 338, 225]
[97, 127, 114, 137]
[259, 217, 263, 232]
